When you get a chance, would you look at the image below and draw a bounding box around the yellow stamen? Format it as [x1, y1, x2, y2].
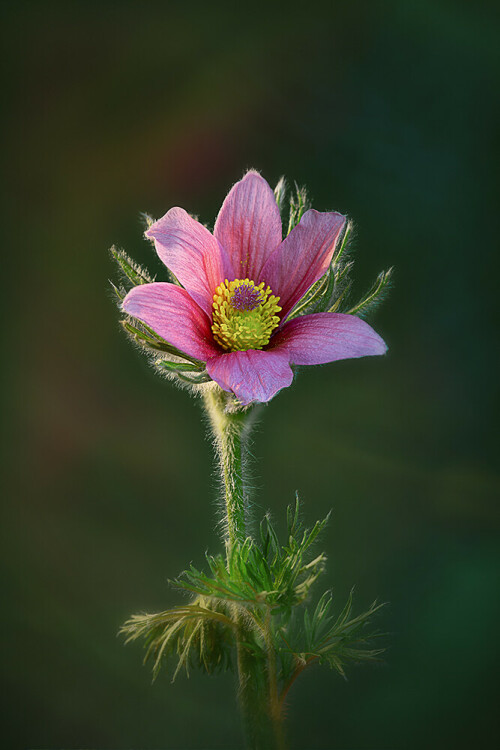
[211, 278, 282, 352]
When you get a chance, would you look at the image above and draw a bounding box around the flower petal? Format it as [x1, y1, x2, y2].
[213, 171, 283, 280]
[206, 349, 293, 405]
[146, 208, 234, 315]
[270, 312, 387, 364]
[122, 282, 219, 362]
[261, 209, 346, 318]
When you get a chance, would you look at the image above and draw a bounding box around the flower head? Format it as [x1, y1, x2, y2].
[121, 171, 388, 405]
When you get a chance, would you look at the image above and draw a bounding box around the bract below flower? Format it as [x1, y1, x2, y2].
[122, 171, 387, 405]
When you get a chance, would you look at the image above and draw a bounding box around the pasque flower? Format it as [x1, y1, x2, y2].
[122, 171, 387, 404]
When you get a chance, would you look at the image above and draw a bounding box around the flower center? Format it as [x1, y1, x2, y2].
[212, 279, 282, 352]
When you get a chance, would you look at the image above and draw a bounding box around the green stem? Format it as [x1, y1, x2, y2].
[202, 385, 286, 750]
[264, 607, 286, 750]
[202, 386, 250, 552]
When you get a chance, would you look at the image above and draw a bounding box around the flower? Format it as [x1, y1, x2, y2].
[122, 171, 387, 405]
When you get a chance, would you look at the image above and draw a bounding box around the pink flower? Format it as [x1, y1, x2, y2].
[122, 171, 387, 405]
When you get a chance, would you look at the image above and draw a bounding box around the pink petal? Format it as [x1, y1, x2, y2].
[122, 283, 219, 362]
[261, 209, 346, 319]
[270, 313, 387, 364]
[145, 208, 234, 316]
[206, 349, 293, 405]
[213, 171, 283, 281]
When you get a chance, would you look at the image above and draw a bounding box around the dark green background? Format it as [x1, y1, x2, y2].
[2, 1, 499, 748]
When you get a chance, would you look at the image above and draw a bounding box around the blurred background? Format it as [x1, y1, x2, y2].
[2, 1, 499, 748]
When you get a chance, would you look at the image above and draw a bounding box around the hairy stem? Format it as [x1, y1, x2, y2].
[202, 385, 252, 551]
[202, 385, 285, 750]
[264, 607, 286, 750]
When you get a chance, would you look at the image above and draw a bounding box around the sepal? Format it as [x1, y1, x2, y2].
[110, 245, 154, 288]
[287, 182, 311, 235]
[154, 357, 210, 384]
[274, 176, 287, 226]
[120, 319, 202, 365]
[346, 267, 394, 318]
[286, 219, 393, 322]
[110, 243, 208, 388]
[287, 221, 354, 318]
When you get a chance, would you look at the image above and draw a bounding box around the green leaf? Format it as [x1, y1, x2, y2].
[172, 499, 330, 612]
[276, 588, 386, 693]
[286, 494, 300, 541]
[121, 495, 387, 692]
[120, 598, 235, 680]
[300, 511, 330, 554]
[263, 515, 280, 563]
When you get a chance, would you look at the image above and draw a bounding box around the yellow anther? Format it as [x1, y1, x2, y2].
[211, 279, 281, 352]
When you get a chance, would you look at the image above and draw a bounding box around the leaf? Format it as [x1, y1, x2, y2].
[286, 495, 300, 541]
[120, 598, 236, 680]
[171, 499, 330, 613]
[264, 515, 280, 563]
